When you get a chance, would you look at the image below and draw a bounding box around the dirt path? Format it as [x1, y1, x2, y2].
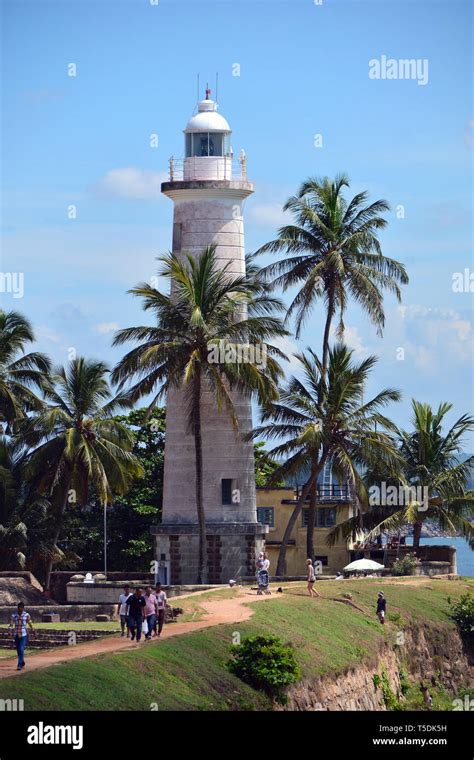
[0, 588, 273, 680]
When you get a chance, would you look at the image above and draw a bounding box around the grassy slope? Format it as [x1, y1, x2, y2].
[0, 577, 471, 711]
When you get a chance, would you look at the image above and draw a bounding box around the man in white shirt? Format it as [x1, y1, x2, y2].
[154, 583, 167, 636]
[9, 601, 34, 671]
[117, 585, 132, 638]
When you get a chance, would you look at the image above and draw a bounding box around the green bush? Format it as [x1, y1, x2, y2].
[449, 593, 474, 638]
[227, 634, 301, 704]
[392, 554, 418, 576]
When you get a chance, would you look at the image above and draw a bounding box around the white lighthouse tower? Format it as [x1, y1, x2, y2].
[151, 90, 268, 585]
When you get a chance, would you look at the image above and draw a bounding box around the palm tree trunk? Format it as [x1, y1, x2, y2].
[306, 480, 317, 561]
[193, 371, 206, 584]
[322, 291, 335, 375]
[412, 519, 423, 550]
[43, 471, 72, 594]
[276, 453, 327, 576]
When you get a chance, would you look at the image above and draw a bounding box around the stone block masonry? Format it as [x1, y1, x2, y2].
[152, 523, 267, 585]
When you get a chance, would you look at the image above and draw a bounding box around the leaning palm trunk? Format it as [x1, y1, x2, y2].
[276, 454, 327, 576]
[306, 480, 317, 561]
[192, 372, 206, 585]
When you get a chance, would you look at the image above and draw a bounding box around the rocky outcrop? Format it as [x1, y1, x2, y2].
[280, 623, 473, 711]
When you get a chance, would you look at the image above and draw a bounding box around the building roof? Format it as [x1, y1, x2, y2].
[185, 98, 231, 133]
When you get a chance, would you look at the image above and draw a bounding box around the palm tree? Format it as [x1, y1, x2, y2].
[0, 436, 53, 572]
[340, 401, 474, 550]
[112, 245, 288, 583]
[20, 358, 143, 591]
[256, 174, 408, 373]
[249, 344, 402, 575]
[0, 310, 50, 432]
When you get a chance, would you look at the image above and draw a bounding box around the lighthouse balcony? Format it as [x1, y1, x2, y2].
[168, 156, 247, 182]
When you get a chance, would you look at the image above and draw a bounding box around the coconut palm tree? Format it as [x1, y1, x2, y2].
[249, 344, 402, 574]
[0, 435, 53, 573]
[20, 358, 143, 591]
[256, 174, 408, 373]
[0, 310, 50, 432]
[112, 245, 288, 583]
[334, 401, 474, 550]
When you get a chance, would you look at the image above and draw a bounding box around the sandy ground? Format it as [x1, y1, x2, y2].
[0, 587, 273, 679]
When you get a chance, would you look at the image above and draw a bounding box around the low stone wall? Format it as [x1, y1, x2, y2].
[50, 572, 156, 603]
[414, 561, 452, 577]
[65, 582, 223, 604]
[0, 604, 117, 624]
[0, 627, 119, 649]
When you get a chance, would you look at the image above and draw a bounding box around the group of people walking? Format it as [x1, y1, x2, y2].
[117, 582, 167, 642]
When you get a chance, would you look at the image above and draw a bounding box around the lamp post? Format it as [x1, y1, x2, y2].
[104, 502, 108, 579]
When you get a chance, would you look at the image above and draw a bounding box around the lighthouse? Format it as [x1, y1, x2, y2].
[151, 91, 268, 585]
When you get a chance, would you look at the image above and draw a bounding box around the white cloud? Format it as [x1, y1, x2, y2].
[329, 324, 369, 356]
[272, 335, 303, 372]
[248, 203, 288, 228]
[93, 167, 167, 200]
[396, 304, 473, 369]
[93, 322, 120, 335]
[36, 325, 61, 343]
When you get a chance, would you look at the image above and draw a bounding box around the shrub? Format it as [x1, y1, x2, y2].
[227, 634, 301, 704]
[373, 670, 400, 710]
[392, 554, 418, 576]
[449, 593, 474, 639]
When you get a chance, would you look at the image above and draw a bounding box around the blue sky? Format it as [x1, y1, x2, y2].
[1, 0, 473, 445]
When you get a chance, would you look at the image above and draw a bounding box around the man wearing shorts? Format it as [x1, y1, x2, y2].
[376, 591, 386, 624]
[117, 585, 132, 638]
[155, 583, 167, 636]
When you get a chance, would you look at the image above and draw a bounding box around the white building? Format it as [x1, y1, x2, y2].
[151, 92, 268, 584]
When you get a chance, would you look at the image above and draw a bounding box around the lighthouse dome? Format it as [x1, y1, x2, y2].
[185, 99, 231, 133]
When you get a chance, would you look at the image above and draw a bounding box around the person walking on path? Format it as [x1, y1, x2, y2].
[306, 559, 321, 598]
[144, 586, 157, 640]
[117, 585, 132, 638]
[376, 591, 386, 624]
[256, 552, 271, 595]
[9, 602, 34, 671]
[154, 583, 167, 636]
[126, 587, 146, 642]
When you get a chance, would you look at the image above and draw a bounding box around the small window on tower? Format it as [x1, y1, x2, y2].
[172, 223, 182, 252]
[221, 479, 233, 505]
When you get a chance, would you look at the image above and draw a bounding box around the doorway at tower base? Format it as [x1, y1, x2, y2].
[150, 522, 269, 585]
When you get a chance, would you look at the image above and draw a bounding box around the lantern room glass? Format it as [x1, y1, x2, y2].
[185, 132, 230, 158]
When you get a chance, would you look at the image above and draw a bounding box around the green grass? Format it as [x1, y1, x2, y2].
[34, 621, 121, 631]
[0, 577, 471, 711]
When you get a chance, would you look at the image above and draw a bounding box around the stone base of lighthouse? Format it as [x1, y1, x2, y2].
[151, 522, 268, 585]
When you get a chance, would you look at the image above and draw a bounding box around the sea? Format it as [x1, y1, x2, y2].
[406, 536, 474, 577]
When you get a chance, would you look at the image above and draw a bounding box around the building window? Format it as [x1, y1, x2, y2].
[302, 508, 336, 528]
[222, 479, 233, 505]
[257, 507, 275, 527]
[314, 555, 328, 567]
